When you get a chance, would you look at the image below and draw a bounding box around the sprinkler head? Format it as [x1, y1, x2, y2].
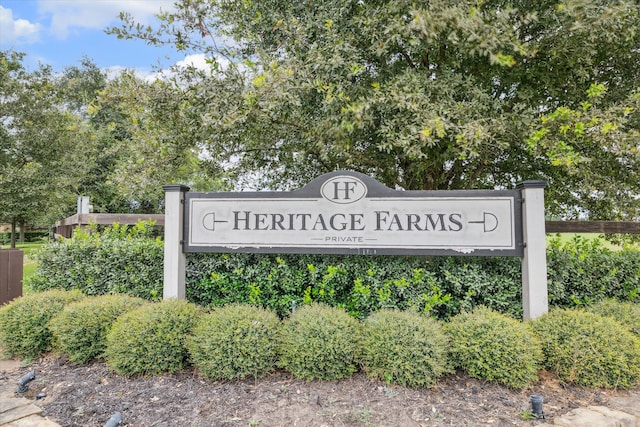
[16, 370, 36, 393]
[104, 412, 123, 427]
[530, 394, 545, 419]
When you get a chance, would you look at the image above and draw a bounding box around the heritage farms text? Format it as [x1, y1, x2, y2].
[231, 210, 464, 232]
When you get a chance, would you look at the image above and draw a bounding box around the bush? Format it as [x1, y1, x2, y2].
[188, 253, 459, 319]
[27, 221, 163, 300]
[434, 258, 522, 319]
[186, 243, 639, 322]
[532, 309, 640, 388]
[29, 230, 636, 324]
[360, 310, 450, 388]
[278, 304, 361, 380]
[105, 299, 202, 376]
[48, 295, 148, 364]
[186, 253, 513, 320]
[344, 263, 452, 319]
[546, 236, 640, 306]
[0, 231, 48, 245]
[445, 307, 542, 389]
[0, 289, 85, 360]
[187, 304, 280, 380]
[188, 254, 310, 318]
[584, 299, 640, 336]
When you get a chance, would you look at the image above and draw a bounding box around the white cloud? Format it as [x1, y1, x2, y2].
[103, 65, 134, 81]
[176, 54, 211, 70]
[102, 53, 233, 83]
[0, 5, 42, 46]
[175, 53, 234, 73]
[37, 0, 174, 39]
[100, 55, 202, 83]
[154, 54, 234, 81]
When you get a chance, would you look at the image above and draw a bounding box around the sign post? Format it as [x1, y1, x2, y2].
[517, 181, 549, 320]
[162, 184, 189, 300]
[163, 171, 548, 320]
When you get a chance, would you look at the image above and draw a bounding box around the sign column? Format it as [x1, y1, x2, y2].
[163, 184, 189, 299]
[517, 181, 548, 321]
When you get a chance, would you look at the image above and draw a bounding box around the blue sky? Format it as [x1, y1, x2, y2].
[0, 0, 202, 76]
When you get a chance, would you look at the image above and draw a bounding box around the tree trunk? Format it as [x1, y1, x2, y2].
[10, 220, 17, 249]
[19, 220, 25, 243]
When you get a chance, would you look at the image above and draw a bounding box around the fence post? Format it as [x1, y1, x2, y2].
[163, 184, 190, 299]
[0, 248, 23, 305]
[517, 180, 548, 321]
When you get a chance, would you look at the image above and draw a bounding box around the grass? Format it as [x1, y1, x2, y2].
[1, 241, 45, 255]
[23, 261, 39, 281]
[546, 233, 638, 251]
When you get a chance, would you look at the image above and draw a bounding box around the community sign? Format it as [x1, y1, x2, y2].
[184, 171, 523, 256]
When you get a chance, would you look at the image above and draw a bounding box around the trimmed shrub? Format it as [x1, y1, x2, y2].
[0, 289, 85, 360]
[187, 304, 280, 380]
[532, 309, 640, 389]
[434, 258, 522, 319]
[105, 299, 202, 376]
[0, 231, 48, 244]
[186, 243, 639, 322]
[360, 310, 450, 388]
[278, 304, 361, 380]
[546, 236, 640, 306]
[186, 253, 522, 320]
[27, 221, 163, 300]
[445, 307, 542, 389]
[48, 295, 148, 364]
[344, 265, 451, 319]
[584, 299, 640, 336]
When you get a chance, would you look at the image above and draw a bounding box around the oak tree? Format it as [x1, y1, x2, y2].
[111, 0, 639, 220]
[0, 51, 93, 245]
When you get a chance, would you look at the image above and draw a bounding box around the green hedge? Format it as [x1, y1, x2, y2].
[186, 253, 522, 319]
[49, 295, 148, 364]
[187, 304, 280, 380]
[27, 222, 163, 300]
[27, 226, 639, 321]
[445, 307, 543, 389]
[0, 289, 85, 360]
[360, 310, 450, 388]
[533, 308, 640, 388]
[106, 299, 202, 376]
[546, 236, 640, 305]
[0, 231, 48, 245]
[187, 244, 638, 320]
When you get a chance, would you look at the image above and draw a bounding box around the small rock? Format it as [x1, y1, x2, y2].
[309, 394, 320, 406]
[554, 406, 635, 427]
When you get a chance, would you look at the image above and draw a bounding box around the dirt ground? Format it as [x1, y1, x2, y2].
[4, 354, 635, 427]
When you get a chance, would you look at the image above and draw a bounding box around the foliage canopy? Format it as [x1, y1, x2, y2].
[108, 0, 639, 219]
[0, 51, 93, 235]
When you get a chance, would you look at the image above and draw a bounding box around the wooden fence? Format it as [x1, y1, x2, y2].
[545, 221, 640, 234]
[0, 248, 22, 305]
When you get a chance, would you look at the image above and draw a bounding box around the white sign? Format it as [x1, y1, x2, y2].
[164, 172, 548, 320]
[184, 172, 522, 256]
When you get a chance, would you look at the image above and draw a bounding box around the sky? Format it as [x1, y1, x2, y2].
[0, 0, 205, 77]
